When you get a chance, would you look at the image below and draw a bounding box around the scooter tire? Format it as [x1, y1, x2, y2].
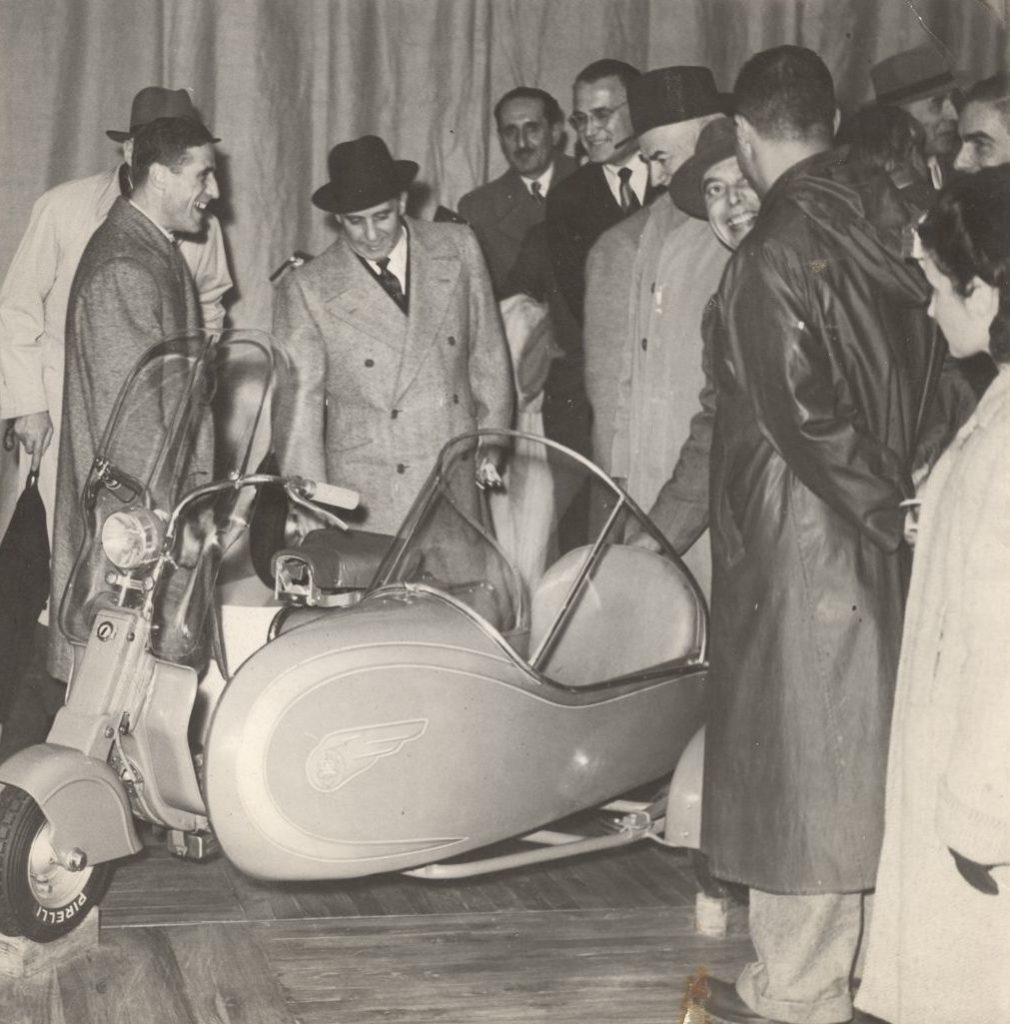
[0, 784, 114, 942]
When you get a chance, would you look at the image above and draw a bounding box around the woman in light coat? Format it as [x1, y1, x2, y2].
[857, 166, 1010, 1023]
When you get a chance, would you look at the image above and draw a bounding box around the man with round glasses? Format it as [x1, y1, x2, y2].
[546, 58, 661, 324]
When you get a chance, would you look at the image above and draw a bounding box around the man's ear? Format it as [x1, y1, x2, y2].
[967, 276, 999, 326]
[147, 161, 170, 194]
[550, 120, 564, 148]
[122, 139, 134, 167]
[734, 115, 754, 156]
[833, 108, 842, 137]
[397, 191, 408, 215]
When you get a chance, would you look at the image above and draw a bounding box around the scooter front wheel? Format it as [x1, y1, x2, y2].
[0, 785, 114, 942]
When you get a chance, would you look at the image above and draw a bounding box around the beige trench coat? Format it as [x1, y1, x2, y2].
[858, 366, 1010, 1023]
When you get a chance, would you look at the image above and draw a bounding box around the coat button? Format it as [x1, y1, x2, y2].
[391, 409, 399, 419]
[641, 338, 648, 351]
[447, 336, 456, 346]
[364, 358, 375, 367]
[396, 463, 406, 474]
[452, 394, 459, 404]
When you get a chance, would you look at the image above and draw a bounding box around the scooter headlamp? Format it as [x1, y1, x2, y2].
[101, 507, 165, 571]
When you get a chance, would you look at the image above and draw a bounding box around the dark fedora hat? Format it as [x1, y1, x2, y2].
[668, 116, 738, 219]
[312, 135, 419, 214]
[628, 66, 730, 137]
[870, 44, 956, 106]
[107, 86, 218, 142]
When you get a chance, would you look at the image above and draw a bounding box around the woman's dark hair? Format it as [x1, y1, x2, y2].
[918, 165, 1010, 363]
[837, 104, 925, 177]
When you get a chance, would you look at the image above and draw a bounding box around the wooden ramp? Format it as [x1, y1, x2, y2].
[0, 830, 753, 1022]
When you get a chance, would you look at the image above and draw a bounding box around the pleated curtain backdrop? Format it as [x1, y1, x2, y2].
[0, 0, 1006, 332]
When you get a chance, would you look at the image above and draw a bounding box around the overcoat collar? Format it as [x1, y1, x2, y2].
[106, 196, 191, 294]
[320, 218, 461, 403]
[322, 231, 411, 349]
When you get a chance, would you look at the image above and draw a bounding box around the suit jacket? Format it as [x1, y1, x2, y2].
[50, 197, 199, 680]
[545, 161, 661, 323]
[272, 217, 513, 533]
[458, 154, 577, 297]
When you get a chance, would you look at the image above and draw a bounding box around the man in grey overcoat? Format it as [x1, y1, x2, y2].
[49, 116, 220, 682]
[273, 135, 513, 534]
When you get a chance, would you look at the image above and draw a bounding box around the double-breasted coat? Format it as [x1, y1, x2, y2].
[49, 197, 200, 681]
[272, 217, 513, 534]
[703, 151, 936, 893]
[857, 365, 1010, 1023]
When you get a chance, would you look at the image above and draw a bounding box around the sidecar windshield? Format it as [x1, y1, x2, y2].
[60, 330, 274, 665]
[371, 431, 707, 682]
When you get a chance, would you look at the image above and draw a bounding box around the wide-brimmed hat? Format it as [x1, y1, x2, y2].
[870, 45, 956, 106]
[107, 86, 217, 142]
[627, 66, 730, 137]
[312, 136, 419, 214]
[668, 116, 738, 219]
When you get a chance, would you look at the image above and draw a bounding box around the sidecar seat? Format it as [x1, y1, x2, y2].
[528, 544, 702, 687]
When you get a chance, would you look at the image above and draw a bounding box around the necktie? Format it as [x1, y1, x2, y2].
[375, 257, 408, 313]
[530, 181, 544, 204]
[618, 166, 640, 213]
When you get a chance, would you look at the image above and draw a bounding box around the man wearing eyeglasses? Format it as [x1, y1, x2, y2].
[545, 59, 661, 324]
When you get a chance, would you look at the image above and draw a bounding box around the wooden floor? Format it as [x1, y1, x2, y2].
[0, 828, 753, 1023]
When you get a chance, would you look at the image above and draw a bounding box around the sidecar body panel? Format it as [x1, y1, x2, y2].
[207, 587, 705, 881]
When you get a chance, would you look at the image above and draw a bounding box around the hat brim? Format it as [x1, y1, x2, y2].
[633, 92, 734, 138]
[668, 134, 738, 220]
[874, 73, 957, 108]
[312, 161, 419, 214]
[106, 127, 220, 143]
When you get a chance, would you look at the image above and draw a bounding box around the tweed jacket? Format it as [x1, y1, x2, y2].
[458, 154, 577, 297]
[272, 218, 513, 533]
[49, 197, 200, 681]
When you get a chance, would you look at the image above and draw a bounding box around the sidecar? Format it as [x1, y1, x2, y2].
[0, 329, 708, 945]
[207, 429, 709, 881]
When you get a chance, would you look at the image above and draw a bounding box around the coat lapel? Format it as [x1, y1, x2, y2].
[493, 171, 539, 244]
[323, 237, 407, 352]
[392, 219, 459, 404]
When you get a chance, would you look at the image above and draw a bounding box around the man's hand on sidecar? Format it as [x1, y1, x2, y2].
[476, 447, 504, 490]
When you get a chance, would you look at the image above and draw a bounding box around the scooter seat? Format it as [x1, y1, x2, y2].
[272, 528, 393, 593]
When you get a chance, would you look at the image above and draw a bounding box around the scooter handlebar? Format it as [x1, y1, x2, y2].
[292, 478, 360, 511]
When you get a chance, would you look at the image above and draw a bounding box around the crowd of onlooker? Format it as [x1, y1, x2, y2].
[0, 31, 1008, 1024]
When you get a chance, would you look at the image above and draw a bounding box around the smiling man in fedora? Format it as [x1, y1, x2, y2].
[272, 135, 512, 533]
[0, 87, 232, 534]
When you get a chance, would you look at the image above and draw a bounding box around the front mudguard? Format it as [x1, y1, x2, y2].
[0, 743, 142, 867]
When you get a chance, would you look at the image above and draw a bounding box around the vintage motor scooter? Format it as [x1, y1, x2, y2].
[0, 329, 709, 943]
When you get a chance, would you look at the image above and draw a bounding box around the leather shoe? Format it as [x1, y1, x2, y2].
[703, 977, 778, 1023]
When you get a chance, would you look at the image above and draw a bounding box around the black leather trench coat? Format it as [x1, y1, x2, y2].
[703, 151, 935, 894]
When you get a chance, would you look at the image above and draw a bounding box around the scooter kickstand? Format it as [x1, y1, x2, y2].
[166, 829, 220, 862]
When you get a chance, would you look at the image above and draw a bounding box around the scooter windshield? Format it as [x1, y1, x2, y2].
[60, 330, 274, 666]
[372, 430, 707, 677]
